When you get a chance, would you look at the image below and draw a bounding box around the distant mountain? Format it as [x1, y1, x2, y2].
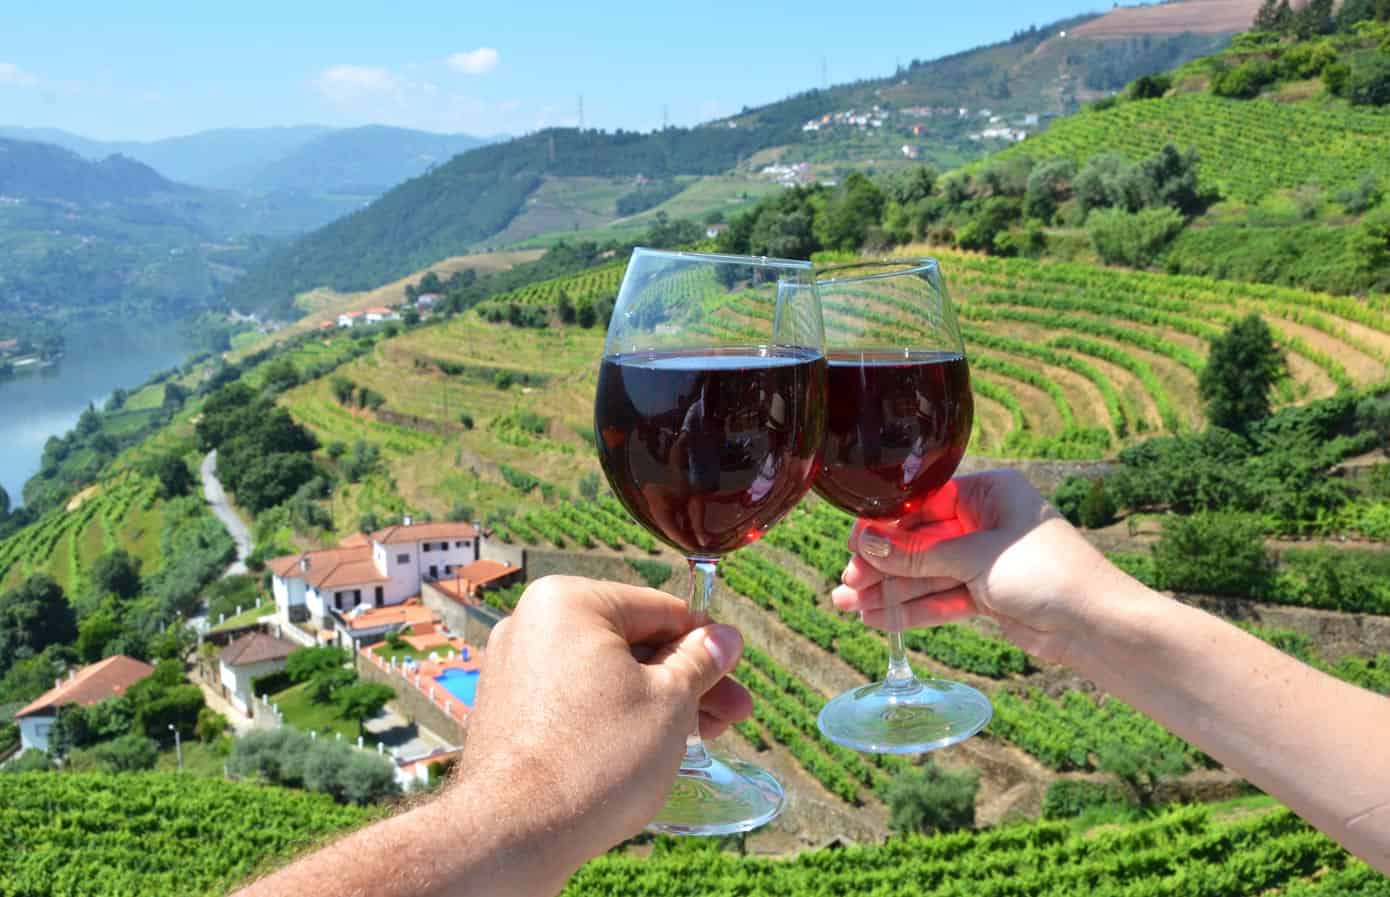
[244, 126, 488, 194]
[0, 137, 279, 321]
[0, 125, 332, 188]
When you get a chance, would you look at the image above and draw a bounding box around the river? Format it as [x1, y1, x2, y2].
[0, 323, 195, 508]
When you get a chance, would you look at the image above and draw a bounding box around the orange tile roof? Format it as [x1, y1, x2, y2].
[371, 521, 478, 545]
[365, 306, 391, 314]
[432, 560, 520, 604]
[220, 631, 297, 667]
[268, 544, 385, 590]
[339, 532, 371, 548]
[341, 598, 437, 632]
[15, 656, 154, 719]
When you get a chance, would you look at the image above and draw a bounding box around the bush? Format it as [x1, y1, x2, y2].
[1199, 314, 1286, 435]
[4, 749, 54, 773]
[1346, 52, 1390, 106]
[1126, 72, 1172, 100]
[1051, 476, 1092, 526]
[285, 646, 348, 683]
[1086, 207, 1185, 268]
[885, 762, 980, 835]
[91, 734, 159, 771]
[1211, 59, 1278, 98]
[1152, 512, 1272, 598]
[229, 727, 399, 804]
[1078, 479, 1117, 529]
[1042, 780, 1130, 819]
[195, 707, 228, 743]
[1337, 173, 1383, 215]
[626, 558, 674, 589]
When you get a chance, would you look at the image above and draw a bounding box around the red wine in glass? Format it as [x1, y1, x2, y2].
[596, 346, 826, 557]
[814, 350, 972, 520]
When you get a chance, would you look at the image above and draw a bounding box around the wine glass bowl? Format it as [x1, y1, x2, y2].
[812, 259, 993, 755]
[593, 248, 826, 834]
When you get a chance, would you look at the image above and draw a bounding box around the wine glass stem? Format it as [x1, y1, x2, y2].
[882, 577, 919, 692]
[683, 558, 719, 768]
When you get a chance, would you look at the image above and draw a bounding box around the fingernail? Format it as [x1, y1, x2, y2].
[860, 530, 891, 559]
[704, 625, 741, 671]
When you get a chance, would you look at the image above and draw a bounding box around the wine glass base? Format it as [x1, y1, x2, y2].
[817, 678, 993, 754]
[646, 755, 786, 836]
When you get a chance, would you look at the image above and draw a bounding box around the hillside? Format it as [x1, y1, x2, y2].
[240, 125, 487, 194]
[1072, 0, 1266, 36]
[221, 5, 1240, 315]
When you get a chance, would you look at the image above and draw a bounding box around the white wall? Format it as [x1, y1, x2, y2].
[18, 715, 54, 754]
[221, 658, 290, 714]
[272, 575, 306, 614]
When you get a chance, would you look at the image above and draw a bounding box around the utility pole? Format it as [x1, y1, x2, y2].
[662, 104, 668, 130]
[169, 724, 183, 772]
[821, 55, 828, 90]
[578, 94, 584, 130]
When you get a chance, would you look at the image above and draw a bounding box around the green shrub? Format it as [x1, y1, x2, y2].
[91, 734, 159, 772]
[1346, 52, 1390, 106]
[626, 559, 674, 589]
[885, 763, 980, 835]
[1051, 475, 1092, 526]
[1086, 207, 1185, 268]
[1212, 59, 1278, 98]
[4, 749, 54, 773]
[1078, 479, 1117, 529]
[1152, 512, 1272, 598]
[285, 646, 348, 684]
[1042, 779, 1129, 819]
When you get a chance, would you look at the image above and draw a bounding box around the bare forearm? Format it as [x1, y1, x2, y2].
[234, 784, 579, 897]
[1067, 578, 1390, 870]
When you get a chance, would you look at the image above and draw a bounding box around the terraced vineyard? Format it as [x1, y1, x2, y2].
[0, 474, 162, 592]
[993, 93, 1390, 202]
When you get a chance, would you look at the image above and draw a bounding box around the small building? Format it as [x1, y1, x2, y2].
[268, 520, 481, 628]
[0, 338, 18, 355]
[430, 559, 524, 605]
[416, 293, 440, 307]
[364, 306, 397, 324]
[14, 656, 154, 755]
[337, 311, 365, 328]
[219, 631, 297, 714]
[705, 223, 728, 240]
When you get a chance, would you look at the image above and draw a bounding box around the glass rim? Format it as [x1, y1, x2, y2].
[815, 257, 939, 286]
[631, 246, 813, 271]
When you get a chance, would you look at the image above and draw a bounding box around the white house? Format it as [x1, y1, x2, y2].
[218, 631, 297, 715]
[364, 306, 398, 325]
[337, 311, 365, 328]
[416, 293, 440, 308]
[14, 656, 154, 755]
[269, 521, 482, 629]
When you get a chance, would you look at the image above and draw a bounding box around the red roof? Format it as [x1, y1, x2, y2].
[220, 631, 297, 667]
[15, 656, 154, 719]
[371, 521, 478, 545]
[340, 598, 437, 633]
[431, 560, 521, 604]
[268, 544, 386, 590]
[365, 306, 391, 315]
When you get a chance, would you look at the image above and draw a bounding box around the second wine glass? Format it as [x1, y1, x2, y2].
[813, 259, 992, 754]
[594, 247, 827, 834]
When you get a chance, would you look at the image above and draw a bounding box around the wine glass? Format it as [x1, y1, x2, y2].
[812, 259, 992, 754]
[594, 247, 827, 834]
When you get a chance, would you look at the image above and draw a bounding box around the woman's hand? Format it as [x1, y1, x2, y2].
[831, 469, 1122, 665]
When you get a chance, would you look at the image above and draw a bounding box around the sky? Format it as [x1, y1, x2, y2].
[0, 1, 1099, 142]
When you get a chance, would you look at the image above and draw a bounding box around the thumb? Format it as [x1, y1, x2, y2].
[649, 623, 743, 700]
[857, 520, 1011, 585]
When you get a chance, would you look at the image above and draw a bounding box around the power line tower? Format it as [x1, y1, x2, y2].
[661, 104, 668, 130]
[578, 94, 584, 130]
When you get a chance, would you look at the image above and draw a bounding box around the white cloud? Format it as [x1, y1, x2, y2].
[446, 48, 500, 76]
[0, 63, 40, 88]
[313, 64, 399, 100]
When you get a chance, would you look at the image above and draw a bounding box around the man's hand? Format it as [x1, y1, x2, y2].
[457, 575, 751, 880]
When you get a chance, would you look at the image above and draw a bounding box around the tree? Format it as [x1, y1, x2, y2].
[1254, 0, 1293, 30]
[335, 681, 395, 735]
[330, 376, 355, 405]
[1086, 207, 1185, 268]
[1023, 158, 1076, 223]
[145, 452, 193, 499]
[1079, 479, 1118, 529]
[418, 271, 443, 294]
[89, 549, 142, 601]
[1152, 511, 1272, 597]
[285, 646, 349, 683]
[232, 453, 319, 513]
[0, 575, 77, 676]
[0, 483, 9, 519]
[1293, 0, 1335, 38]
[885, 763, 980, 835]
[91, 734, 159, 771]
[816, 173, 886, 251]
[1097, 737, 1187, 809]
[260, 358, 301, 395]
[1051, 476, 1093, 526]
[1345, 54, 1390, 107]
[1199, 314, 1286, 433]
[75, 607, 122, 662]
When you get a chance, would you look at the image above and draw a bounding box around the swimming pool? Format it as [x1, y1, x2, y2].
[434, 668, 481, 706]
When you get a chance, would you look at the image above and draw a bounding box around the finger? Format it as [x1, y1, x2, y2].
[862, 586, 978, 630]
[840, 555, 886, 591]
[699, 711, 733, 740]
[647, 623, 743, 700]
[524, 576, 696, 647]
[857, 524, 1012, 583]
[831, 577, 960, 613]
[699, 676, 752, 725]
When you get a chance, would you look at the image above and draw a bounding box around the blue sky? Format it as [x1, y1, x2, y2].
[1, 1, 1097, 141]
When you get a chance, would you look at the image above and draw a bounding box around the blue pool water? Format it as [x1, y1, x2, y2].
[435, 668, 481, 706]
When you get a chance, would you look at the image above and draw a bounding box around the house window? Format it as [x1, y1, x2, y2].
[334, 592, 343, 610]
[396, 553, 410, 564]
[444, 565, 453, 575]
[422, 542, 433, 552]
[456, 540, 469, 548]
[352, 590, 362, 606]
[374, 586, 384, 607]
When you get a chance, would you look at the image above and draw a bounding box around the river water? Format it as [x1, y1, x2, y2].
[0, 323, 194, 508]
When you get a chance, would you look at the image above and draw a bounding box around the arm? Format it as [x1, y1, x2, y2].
[834, 470, 1390, 871]
[234, 576, 750, 897]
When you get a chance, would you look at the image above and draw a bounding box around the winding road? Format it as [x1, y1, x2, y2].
[201, 449, 252, 577]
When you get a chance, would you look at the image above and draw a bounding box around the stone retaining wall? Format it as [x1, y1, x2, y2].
[356, 651, 467, 746]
